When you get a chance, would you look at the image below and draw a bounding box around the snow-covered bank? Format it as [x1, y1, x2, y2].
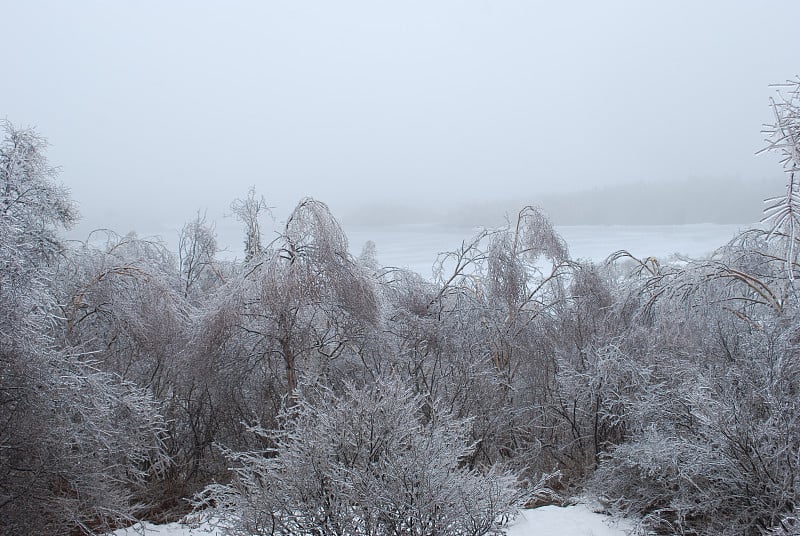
[111, 505, 636, 535]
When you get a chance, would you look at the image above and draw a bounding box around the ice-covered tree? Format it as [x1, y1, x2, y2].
[178, 210, 222, 300]
[230, 186, 270, 262]
[237, 197, 381, 400]
[393, 206, 573, 469]
[0, 122, 167, 534]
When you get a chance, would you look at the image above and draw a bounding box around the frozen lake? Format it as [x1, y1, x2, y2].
[345, 223, 753, 278]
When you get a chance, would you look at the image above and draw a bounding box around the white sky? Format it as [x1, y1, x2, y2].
[3, 1, 798, 239]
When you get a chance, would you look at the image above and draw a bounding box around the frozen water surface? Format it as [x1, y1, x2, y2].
[345, 223, 750, 277]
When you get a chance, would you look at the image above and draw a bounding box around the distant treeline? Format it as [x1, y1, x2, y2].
[344, 176, 782, 227]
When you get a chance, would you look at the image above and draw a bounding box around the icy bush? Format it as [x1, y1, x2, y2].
[196, 376, 523, 536]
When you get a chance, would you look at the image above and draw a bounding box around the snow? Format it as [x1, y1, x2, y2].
[507, 504, 636, 536]
[110, 505, 636, 536]
[109, 520, 222, 535]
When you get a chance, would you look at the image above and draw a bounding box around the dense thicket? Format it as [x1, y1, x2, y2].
[198, 378, 520, 536]
[0, 122, 166, 535]
[586, 78, 800, 534]
[4, 79, 800, 535]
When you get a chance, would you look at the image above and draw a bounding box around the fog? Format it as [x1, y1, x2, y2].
[3, 1, 799, 245]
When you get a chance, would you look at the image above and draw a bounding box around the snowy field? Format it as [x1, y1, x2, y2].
[111, 505, 636, 535]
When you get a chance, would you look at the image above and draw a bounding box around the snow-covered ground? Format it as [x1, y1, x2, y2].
[110, 505, 636, 535]
[508, 504, 636, 536]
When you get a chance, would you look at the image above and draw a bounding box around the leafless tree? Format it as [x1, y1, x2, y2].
[237, 197, 381, 401]
[230, 186, 270, 262]
[178, 210, 222, 299]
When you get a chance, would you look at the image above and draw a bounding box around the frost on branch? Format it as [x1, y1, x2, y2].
[761, 77, 800, 279]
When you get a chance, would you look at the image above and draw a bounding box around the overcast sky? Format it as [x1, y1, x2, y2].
[3, 1, 799, 241]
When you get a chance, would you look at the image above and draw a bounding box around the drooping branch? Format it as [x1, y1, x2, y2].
[759, 78, 800, 279]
